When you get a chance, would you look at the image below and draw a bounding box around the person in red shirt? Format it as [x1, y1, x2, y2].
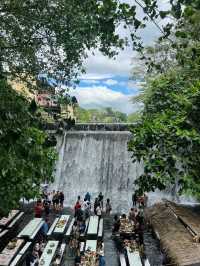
[74, 201, 81, 218]
[34, 200, 43, 218]
[74, 201, 81, 211]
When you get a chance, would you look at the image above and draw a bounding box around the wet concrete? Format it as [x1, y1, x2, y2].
[143, 230, 163, 266]
[104, 215, 119, 266]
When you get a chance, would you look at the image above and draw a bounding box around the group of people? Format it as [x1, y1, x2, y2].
[32, 189, 148, 265]
[112, 193, 148, 265]
[74, 192, 112, 221]
[25, 219, 51, 266]
[43, 190, 65, 211]
[70, 239, 105, 266]
[132, 192, 148, 208]
[70, 192, 109, 266]
[34, 190, 65, 218]
[26, 234, 63, 266]
[26, 239, 45, 266]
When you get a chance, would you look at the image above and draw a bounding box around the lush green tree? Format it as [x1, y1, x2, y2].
[128, 1, 200, 198]
[1, 0, 198, 83]
[76, 107, 128, 123]
[0, 0, 147, 83]
[127, 112, 141, 123]
[0, 79, 57, 214]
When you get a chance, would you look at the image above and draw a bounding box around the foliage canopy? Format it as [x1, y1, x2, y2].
[0, 79, 57, 214]
[0, 0, 145, 83]
[75, 106, 139, 123]
[128, 1, 200, 198]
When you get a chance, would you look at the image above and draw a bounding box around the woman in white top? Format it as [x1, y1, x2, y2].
[96, 205, 102, 220]
[98, 242, 105, 266]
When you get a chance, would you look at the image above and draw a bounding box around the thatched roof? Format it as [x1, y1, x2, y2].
[167, 202, 200, 237]
[145, 203, 200, 266]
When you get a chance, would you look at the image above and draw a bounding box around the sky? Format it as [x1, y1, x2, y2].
[69, 1, 168, 114]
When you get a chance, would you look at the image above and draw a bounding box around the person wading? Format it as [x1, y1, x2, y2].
[105, 198, 112, 215]
[98, 192, 104, 209]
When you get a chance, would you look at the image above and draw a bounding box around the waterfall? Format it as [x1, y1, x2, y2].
[52, 125, 193, 212]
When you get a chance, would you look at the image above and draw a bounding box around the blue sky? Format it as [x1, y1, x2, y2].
[69, 74, 143, 114]
[67, 1, 169, 114]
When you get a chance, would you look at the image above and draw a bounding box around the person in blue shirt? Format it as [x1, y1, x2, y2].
[84, 192, 91, 202]
[79, 220, 86, 234]
[41, 218, 49, 239]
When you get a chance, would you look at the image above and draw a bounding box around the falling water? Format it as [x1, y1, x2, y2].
[52, 124, 189, 212]
[53, 129, 142, 212]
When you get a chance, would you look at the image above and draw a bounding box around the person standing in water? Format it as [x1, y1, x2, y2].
[105, 198, 112, 215]
[59, 191, 65, 209]
[132, 192, 137, 206]
[84, 192, 91, 202]
[94, 197, 99, 215]
[96, 204, 102, 220]
[98, 192, 104, 209]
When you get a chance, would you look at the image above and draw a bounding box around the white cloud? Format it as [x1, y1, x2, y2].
[82, 0, 170, 78]
[81, 79, 100, 85]
[103, 79, 118, 86]
[70, 85, 140, 114]
[84, 50, 133, 77]
[73, 0, 169, 113]
[81, 73, 114, 80]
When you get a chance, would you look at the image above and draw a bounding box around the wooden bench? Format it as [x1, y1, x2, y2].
[39, 240, 59, 266]
[0, 239, 24, 266]
[119, 253, 127, 266]
[18, 218, 44, 240]
[19, 241, 32, 255]
[0, 230, 8, 238]
[98, 219, 103, 240]
[87, 216, 99, 240]
[126, 250, 142, 266]
[65, 218, 75, 239]
[8, 242, 32, 266]
[0, 230, 9, 249]
[47, 218, 59, 238]
[0, 210, 20, 228]
[8, 212, 24, 229]
[9, 254, 23, 266]
[54, 243, 66, 265]
[85, 240, 97, 252]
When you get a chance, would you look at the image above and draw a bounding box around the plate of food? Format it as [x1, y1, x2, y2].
[47, 249, 52, 254]
[40, 258, 45, 265]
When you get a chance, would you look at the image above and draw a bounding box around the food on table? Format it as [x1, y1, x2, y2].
[56, 219, 67, 228]
[124, 240, 139, 253]
[119, 218, 134, 234]
[47, 248, 52, 254]
[40, 258, 45, 265]
[7, 238, 18, 250]
[81, 250, 97, 266]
